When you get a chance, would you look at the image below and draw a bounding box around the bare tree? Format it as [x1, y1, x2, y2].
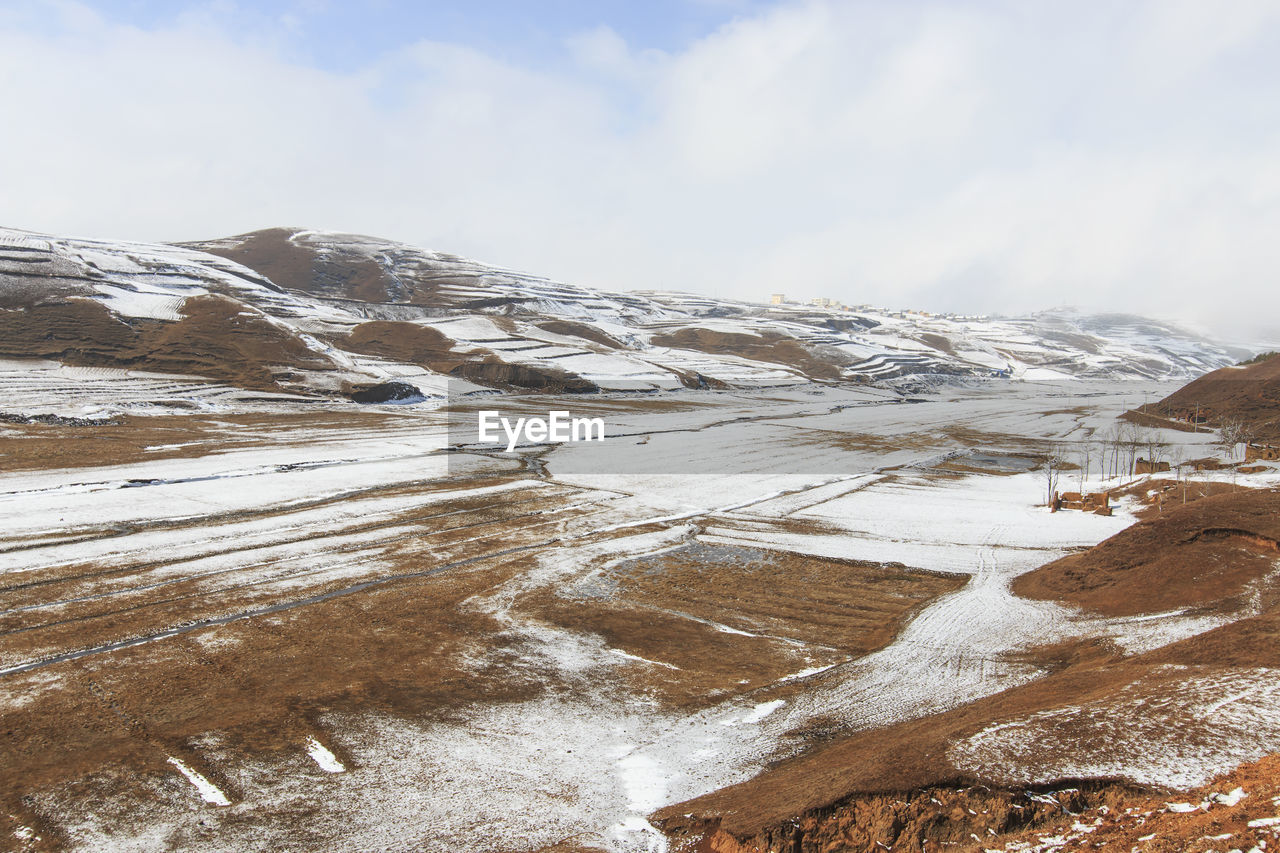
[1122, 422, 1142, 478]
[1077, 439, 1094, 493]
[1217, 417, 1246, 462]
[1142, 428, 1168, 472]
[1240, 424, 1256, 460]
[1102, 422, 1123, 481]
[1170, 445, 1188, 506]
[1043, 444, 1063, 508]
[1216, 418, 1248, 490]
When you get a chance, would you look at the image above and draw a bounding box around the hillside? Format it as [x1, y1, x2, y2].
[0, 225, 1241, 410]
[1014, 488, 1280, 615]
[1149, 352, 1280, 441]
[657, 487, 1280, 853]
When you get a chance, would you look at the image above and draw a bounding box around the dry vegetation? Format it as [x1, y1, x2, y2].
[1015, 488, 1280, 616]
[657, 487, 1280, 852]
[525, 543, 965, 708]
[0, 297, 333, 393]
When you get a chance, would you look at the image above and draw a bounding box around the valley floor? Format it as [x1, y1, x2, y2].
[1, 378, 1277, 852]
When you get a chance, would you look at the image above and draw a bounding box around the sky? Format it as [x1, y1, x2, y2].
[2, 0, 1280, 340]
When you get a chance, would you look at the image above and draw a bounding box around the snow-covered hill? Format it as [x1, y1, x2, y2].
[0, 225, 1242, 400]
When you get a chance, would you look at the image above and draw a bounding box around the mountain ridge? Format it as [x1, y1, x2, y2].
[0, 225, 1246, 401]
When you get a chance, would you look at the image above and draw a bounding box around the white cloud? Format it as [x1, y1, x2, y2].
[2, 0, 1279, 340]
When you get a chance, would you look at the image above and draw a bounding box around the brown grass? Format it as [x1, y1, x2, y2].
[655, 488, 1280, 848]
[1151, 354, 1280, 440]
[523, 544, 965, 708]
[650, 328, 840, 380]
[0, 296, 334, 393]
[1014, 488, 1280, 616]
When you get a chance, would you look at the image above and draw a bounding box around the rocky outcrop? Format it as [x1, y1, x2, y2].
[661, 782, 1138, 853]
[347, 381, 425, 404]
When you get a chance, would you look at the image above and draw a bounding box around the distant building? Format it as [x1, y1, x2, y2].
[770, 293, 786, 305]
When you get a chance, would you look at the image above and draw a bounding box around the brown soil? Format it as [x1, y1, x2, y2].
[535, 320, 624, 350]
[0, 410, 403, 473]
[976, 753, 1280, 853]
[190, 228, 420, 305]
[449, 359, 599, 393]
[1109, 476, 1242, 520]
[665, 778, 1145, 853]
[0, 549, 544, 837]
[342, 320, 456, 364]
[653, 638, 1130, 845]
[1149, 353, 1280, 440]
[676, 752, 1280, 853]
[916, 332, 955, 355]
[655, 628, 1280, 850]
[1119, 407, 1204, 433]
[524, 544, 966, 708]
[1014, 488, 1280, 616]
[0, 410, 971, 849]
[190, 228, 543, 311]
[339, 320, 598, 392]
[656, 487, 1280, 851]
[0, 278, 91, 311]
[650, 328, 842, 381]
[0, 296, 334, 393]
[0, 464, 602, 831]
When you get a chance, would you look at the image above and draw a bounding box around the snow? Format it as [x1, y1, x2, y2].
[305, 737, 346, 773]
[1215, 787, 1249, 807]
[3, 342, 1276, 851]
[166, 757, 231, 806]
[734, 700, 785, 725]
[0, 359, 286, 418]
[0, 225, 1241, 406]
[779, 663, 839, 682]
[610, 649, 681, 670]
[90, 284, 190, 320]
[950, 667, 1280, 789]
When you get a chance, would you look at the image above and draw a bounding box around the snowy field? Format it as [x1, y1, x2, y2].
[3, 378, 1279, 852]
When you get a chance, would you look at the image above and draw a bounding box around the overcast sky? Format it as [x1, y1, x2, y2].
[3, 0, 1279, 340]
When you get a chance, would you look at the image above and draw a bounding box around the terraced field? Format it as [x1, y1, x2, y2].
[8, 376, 1278, 852]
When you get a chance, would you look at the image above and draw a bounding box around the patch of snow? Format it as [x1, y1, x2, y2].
[610, 649, 680, 670]
[166, 757, 231, 806]
[950, 667, 1280, 790]
[305, 737, 346, 773]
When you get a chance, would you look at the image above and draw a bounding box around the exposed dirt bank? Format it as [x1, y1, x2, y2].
[665, 753, 1280, 853]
